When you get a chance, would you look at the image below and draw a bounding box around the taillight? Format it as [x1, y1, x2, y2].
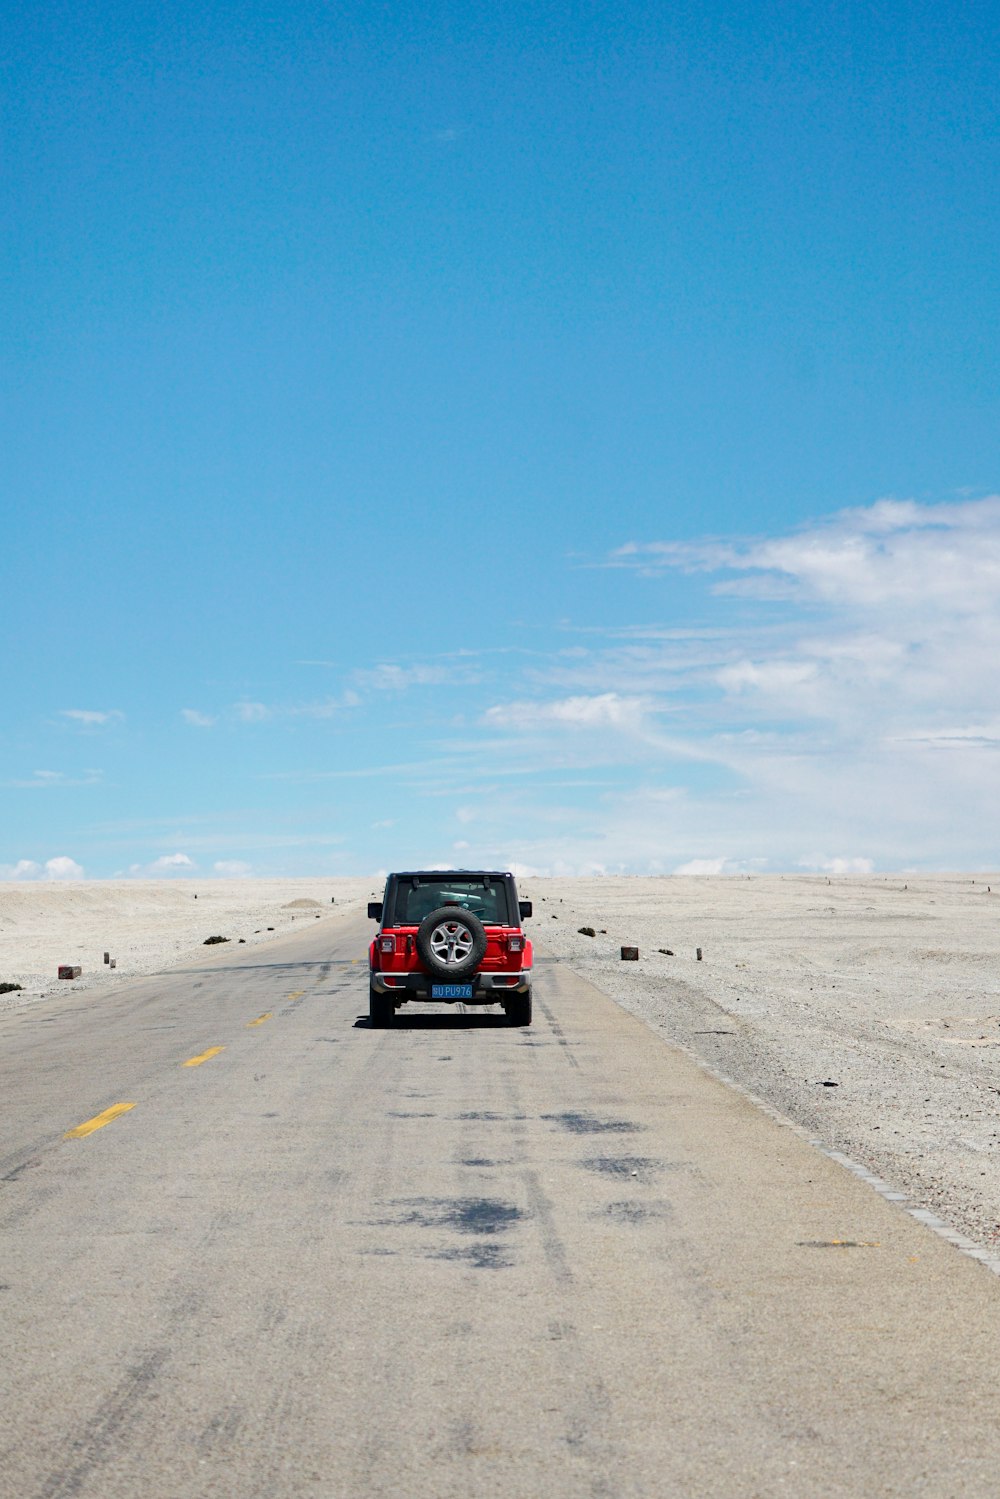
[379, 935, 395, 954]
[508, 934, 524, 953]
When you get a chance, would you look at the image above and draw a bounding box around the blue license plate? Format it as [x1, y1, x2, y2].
[431, 983, 473, 1000]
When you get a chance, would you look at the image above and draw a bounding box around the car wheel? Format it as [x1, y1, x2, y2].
[415, 907, 488, 981]
[369, 982, 395, 1028]
[505, 989, 532, 1026]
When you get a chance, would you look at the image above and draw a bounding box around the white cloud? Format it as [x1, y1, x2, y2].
[716, 661, 818, 695]
[0, 856, 83, 881]
[181, 709, 216, 728]
[356, 663, 473, 691]
[614, 494, 1000, 617]
[673, 858, 733, 875]
[213, 860, 252, 876]
[483, 693, 649, 732]
[429, 497, 1000, 872]
[7, 769, 102, 789]
[131, 853, 197, 876]
[232, 693, 360, 723]
[892, 723, 1000, 749]
[60, 709, 123, 727]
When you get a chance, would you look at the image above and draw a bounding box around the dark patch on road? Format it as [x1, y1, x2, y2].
[391, 1196, 523, 1235]
[387, 1110, 436, 1118]
[580, 1156, 667, 1183]
[459, 1157, 505, 1168]
[433, 1241, 513, 1270]
[543, 1111, 641, 1135]
[600, 1199, 673, 1225]
[365, 1195, 524, 1269]
[456, 1111, 527, 1122]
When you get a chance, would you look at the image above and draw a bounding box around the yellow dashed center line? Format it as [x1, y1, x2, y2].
[286, 990, 305, 1003]
[183, 1046, 225, 1068]
[65, 1102, 136, 1139]
[246, 1012, 272, 1027]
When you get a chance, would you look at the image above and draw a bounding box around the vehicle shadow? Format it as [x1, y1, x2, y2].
[354, 1012, 513, 1030]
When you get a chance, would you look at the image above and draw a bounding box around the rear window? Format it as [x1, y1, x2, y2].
[391, 877, 511, 926]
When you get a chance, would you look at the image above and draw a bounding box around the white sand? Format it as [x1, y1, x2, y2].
[4, 871, 1000, 1252]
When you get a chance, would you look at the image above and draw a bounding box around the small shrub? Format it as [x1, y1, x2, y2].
[0, 981, 23, 994]
[203, 935, 230, 946]
[578, 926, 596, 937]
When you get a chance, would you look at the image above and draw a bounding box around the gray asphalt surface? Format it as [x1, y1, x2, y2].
[4, 913, 1000, 1498]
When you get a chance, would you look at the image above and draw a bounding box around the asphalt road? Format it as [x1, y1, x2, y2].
[4, 914, 1000, 1498]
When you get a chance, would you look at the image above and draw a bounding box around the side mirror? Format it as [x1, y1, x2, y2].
[518, 900, 532, 920]
[367, 902, 383, 921]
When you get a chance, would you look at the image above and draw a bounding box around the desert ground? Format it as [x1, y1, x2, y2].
[0, 878, 375, 1005]
[3, 872, 1000, 1252]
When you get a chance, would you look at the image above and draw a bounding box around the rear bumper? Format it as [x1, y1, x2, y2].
[371, 968, 532, 1001]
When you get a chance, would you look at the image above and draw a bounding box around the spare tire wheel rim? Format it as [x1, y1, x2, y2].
[429, 919, 475, 968]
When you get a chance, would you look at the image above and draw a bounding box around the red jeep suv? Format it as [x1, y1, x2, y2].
[367, 871, 533, 1027]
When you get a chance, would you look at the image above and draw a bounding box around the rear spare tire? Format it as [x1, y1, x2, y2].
[416, 907, 487, 981]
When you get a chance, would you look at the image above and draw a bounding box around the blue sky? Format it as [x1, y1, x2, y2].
[3, 0, 998, 877]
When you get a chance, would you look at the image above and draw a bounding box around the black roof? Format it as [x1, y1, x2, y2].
[388, 870, 513, 879]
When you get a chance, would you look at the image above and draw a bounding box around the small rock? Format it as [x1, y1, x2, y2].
[578, 927, 596, 937]
[658, 948, 674, 956]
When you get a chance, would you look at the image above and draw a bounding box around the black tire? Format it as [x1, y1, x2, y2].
[415, 907, 487, 981]
[505, 988, 532, 1026]
[369, 982, 395, 1028]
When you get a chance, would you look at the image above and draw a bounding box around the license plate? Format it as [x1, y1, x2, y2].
[431, 983, 473, 999]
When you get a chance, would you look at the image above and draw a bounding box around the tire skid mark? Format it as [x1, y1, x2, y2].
[499, 1049, 627, 1491]
[535, 991, 581, 1069]
[35, 1348, 169, 1499]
